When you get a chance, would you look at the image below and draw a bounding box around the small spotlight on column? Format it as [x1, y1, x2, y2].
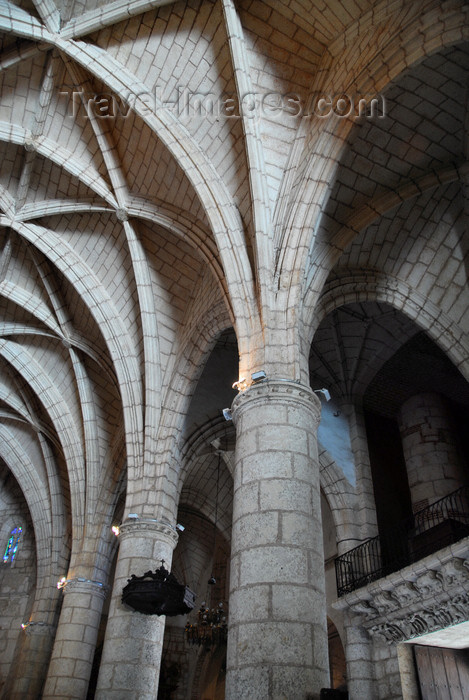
[232, 377, 247, 391]
[314, 388, 331, 402]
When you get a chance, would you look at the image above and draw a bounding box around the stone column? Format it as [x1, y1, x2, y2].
[226, 380, 329, 700]
[95, 518, 178, 700]
[342, 611, 375, 700]
[42, 578, 108, 699]
[5, 621, 57, 699]
[3, 580, 62, 700]
[397, 643, 420, 700]
[347, 403, 378, 544]
[398, 392, 465, 511]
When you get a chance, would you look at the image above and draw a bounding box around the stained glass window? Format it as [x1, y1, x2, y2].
[3, 527, 22, 563]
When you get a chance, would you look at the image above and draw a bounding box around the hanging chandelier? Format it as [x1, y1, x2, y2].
[184, 600, 228, 648]
[184, 450, 228, 648]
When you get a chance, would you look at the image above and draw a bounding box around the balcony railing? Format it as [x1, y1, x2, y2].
[335, 485, 469, 597]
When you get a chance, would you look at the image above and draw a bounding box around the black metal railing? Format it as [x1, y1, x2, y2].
[335, 485, 469, 597]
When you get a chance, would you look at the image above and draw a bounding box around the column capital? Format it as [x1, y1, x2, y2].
[21, 620, 56, 637]
[61, 578, 108, 600]
[119, 518, 179, 547]
[232, 379, 321, 423]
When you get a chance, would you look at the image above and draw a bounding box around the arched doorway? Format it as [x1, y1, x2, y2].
[328, 617, 347, 690]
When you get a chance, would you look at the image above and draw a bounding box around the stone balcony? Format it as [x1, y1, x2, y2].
[333, 537, 469, 646]
[335, 486, 469, 597]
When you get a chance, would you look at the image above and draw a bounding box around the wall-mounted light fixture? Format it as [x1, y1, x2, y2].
[314, 388, 331, 402]
[222, 408, 232, 421]
[232, 377, 247, 391]
[251, 370, 267, 383]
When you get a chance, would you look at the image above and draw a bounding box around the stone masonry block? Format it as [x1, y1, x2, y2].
[241, 451, 293, 483]
[231, 511, 279, 554]
[235, 621, 312, 666]
[256, 423, 309, 455]
[292, 452, 317, 481]
[234, 426, 258, 459]
[271, 666, 322, 700]
[229, 585, 270, 623]
[232, 481, 259, 519]
[281, 511, 316, 547]
[240, 546, 308, 586]
[225, 666, 270, 700]
[260, 479, 312, 513]
[271, 584, 319, 622]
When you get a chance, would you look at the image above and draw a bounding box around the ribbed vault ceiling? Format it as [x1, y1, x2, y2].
[0, 0, 467, 582]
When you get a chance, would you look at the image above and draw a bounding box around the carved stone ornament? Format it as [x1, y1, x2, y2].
[21, 621, 56, 637]
[334, 542, 469, 645]
[231, 379, 321, 426]
[62, 577, 108, 600]
[118, 518, 179, 546]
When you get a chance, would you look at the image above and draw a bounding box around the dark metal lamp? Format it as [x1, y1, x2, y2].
[184, 600, 228, 648]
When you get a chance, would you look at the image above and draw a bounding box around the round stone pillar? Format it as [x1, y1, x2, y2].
[42, 578, 108, 699]
[95, 518, 178, 700]
[342, 611, 375, 700]
[6, 620, 57, 699]
[397, 642, 420, 700]
[398, 393, 465, 511]
[226, 380, 329, 700]
[3, 578, 63, 700]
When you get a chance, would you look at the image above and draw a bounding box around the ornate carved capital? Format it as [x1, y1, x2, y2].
[232, 379, 321, 425]
[349, 600, 378, 620]
[414, 569, 444, 597]
[62, 578, 108, 600]
[373, 590, 399, 615]
[119, 518, 179, 547]
[21, 621, 56, 637]
[368, 596, 469, 644]
[391, 581, 418, 606]
[336, 547, 469, 645]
